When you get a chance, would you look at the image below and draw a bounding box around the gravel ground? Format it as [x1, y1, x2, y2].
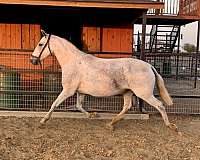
[0, 115, 200, 160]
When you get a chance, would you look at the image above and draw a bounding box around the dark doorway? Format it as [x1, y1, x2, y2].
[41, 21, 82, 49]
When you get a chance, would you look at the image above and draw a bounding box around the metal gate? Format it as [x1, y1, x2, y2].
[144, 53, 200, 114]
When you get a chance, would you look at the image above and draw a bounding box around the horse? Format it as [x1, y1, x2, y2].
[30, 30, 178, 132]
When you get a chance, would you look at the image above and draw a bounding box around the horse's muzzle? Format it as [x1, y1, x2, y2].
[30, 56, 40, 65]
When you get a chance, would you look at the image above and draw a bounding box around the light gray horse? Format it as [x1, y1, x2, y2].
[30, 30, 178, 132]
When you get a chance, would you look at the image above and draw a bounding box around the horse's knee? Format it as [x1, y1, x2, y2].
[157, 105, 166, 113]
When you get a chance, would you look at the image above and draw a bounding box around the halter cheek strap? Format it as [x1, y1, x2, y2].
[31, 34, 53, 61]
[48, 39, 53, 56]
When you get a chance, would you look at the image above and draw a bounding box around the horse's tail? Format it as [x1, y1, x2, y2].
[151, 66, 173, 106]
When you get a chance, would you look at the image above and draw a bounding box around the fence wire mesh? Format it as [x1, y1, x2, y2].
[0, 50, 138, 113]
[0, 50, 200, 114]
[144, 53, 200, 114]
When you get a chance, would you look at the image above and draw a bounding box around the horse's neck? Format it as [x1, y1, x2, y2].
[52, 37, 81, 69]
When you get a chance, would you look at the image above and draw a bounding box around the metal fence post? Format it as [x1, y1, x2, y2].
[176, 25, 181, 80]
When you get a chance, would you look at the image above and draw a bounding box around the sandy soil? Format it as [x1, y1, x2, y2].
[0, 115, 200, 160]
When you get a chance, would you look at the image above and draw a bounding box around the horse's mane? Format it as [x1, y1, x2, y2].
[54, 35, 86, 55]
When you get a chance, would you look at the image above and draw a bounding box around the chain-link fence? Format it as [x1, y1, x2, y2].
[1, 50, 200, 114]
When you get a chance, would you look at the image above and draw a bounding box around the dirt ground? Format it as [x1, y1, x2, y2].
[0, 115, 200, 160]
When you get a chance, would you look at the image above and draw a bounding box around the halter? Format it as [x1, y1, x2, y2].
[31, 34, 53, 63]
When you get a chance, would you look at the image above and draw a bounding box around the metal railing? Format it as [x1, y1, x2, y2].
[148, 0, 199, 17]
[134, 32, 179, 53]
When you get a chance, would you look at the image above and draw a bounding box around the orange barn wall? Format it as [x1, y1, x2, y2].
[82, 25, 133, 58]
[0, 23, 41, 50]
[0, 23, 41, 69]
[0, 23, 57, 81]
[1, 23, 133, 76]
[82, 26, 101, 57]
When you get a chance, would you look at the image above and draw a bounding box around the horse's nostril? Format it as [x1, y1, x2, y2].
[30, 57, 39, 65]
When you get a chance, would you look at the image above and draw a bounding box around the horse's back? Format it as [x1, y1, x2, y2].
[80, 54, 150, 69]
[76, 55, 153, 90]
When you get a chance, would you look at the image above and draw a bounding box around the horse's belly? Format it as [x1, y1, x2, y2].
[77, 82, 126, 97]
[78, 89, 126, 97]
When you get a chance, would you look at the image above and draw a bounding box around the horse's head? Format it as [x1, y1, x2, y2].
[30, 30, 53, 65]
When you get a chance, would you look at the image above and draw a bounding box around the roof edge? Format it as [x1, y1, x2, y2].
[0, 0, 164, 9]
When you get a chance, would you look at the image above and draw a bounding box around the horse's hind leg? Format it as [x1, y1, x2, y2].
[40, 89, 75, 124]
[76, 92, 89, 117]
[107, 91, 133, 130]
[76, 92, 97, 118]
[141, 95, 178, 131]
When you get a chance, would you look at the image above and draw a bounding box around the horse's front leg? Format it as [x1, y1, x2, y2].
[40, 89, 75, 124]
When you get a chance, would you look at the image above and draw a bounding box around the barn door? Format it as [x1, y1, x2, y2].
[82, 26, 101, 57]
[0, 23, 40, 50]
[101, 26, 133, 58]
[82, 25, 133, 58]
[0, 23, 41, 70]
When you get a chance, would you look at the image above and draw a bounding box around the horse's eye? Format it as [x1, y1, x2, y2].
[39, 43, 43, 46]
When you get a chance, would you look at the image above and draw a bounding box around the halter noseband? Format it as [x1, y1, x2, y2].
[31, 34, 53, 62]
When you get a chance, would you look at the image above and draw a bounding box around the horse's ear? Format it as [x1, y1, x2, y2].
[41, 29, 47, 37]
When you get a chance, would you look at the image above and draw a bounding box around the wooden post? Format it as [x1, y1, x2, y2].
[140, 11, 147, 60]
[198, 0, 200, 17]
[132, 23, 134, 55]
[194, 20, 200, 88]
[139, 11, 147, 112]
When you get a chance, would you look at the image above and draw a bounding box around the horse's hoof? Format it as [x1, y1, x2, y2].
[106, 123, 114, 131]
[89, 112, 97, 118]
[141, 108, 148, 114]
[40, 118, 47, 125]
[38, 120, 46, 129]
[178, 131, 183, 136]
[168, 123, 178, 132]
